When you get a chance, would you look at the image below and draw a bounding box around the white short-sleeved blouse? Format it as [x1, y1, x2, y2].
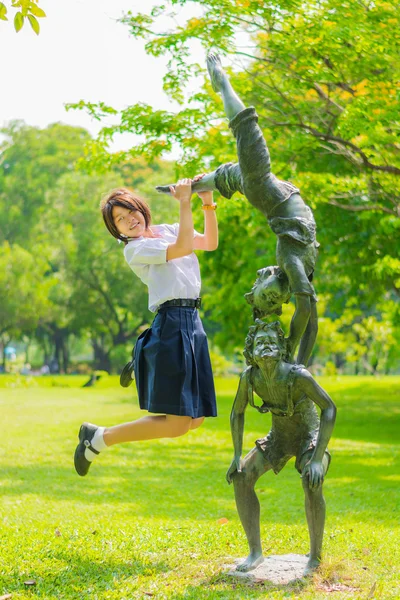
[124, 223, 201, 312]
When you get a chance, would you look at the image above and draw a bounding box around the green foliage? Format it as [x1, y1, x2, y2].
[0, 242, 54, 338]
[0, 0, 46, 31]
[0, 377, 399, 598]
[315, 302, 400, 375]
[0, 121, 91, 245]
[209, 347, 237, 376]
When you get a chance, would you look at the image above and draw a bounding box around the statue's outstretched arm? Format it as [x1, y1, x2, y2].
[297, 370, 337, 489]
[297, 300, 318, 366]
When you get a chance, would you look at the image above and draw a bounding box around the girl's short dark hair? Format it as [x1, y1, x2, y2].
[100, 188, 152, 243]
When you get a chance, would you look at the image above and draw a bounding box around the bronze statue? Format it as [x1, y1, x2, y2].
[157, 53, 335, 577]
[157, 53, 319, 364]
[228, 320, 336, 574]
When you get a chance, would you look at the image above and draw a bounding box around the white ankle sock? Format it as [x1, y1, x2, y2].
[84, 427, 107, 461]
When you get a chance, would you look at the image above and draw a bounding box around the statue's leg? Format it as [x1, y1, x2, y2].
[206, 52, 246, 120]
[232, 447, 272, 572]
[301, 454, 330, 575]
[207, 53, 283, 215]
[155, 165, 242, 197]
[155, 55, 244, 198]
[157, 53, 279, 210]
[277, 249, 315, 361]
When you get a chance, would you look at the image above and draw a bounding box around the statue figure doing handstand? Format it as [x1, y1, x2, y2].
[157, 53, 320, 364]
[228, 320, 336, 574]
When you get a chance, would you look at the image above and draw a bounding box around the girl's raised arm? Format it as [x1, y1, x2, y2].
[166, 179, 195, 260]
[193, 173, 218, 251]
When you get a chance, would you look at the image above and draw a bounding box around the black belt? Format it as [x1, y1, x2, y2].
[159, 298, 201, 309]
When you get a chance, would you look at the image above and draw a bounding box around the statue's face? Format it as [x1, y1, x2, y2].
[253, 330, 282, 364]
[245, 267, 290, 319]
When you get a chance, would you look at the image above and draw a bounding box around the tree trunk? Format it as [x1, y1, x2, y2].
[334, 353, 346, 372]
[91, 336, 112, 373]
[52, 327, 70, 373]
[0, 335, 10, 372]
[1, 342, 6, 372]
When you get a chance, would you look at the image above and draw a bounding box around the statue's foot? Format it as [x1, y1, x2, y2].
[303, 557, 320, 576]
[206, 52, 228, 93]
[236, 552, 264, 572]
[155, 184, 174, 196]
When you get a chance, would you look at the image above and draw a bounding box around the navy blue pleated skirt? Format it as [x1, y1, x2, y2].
[133, 306, 217, 418]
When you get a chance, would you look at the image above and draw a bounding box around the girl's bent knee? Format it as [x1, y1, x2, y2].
[165, 416, 192, 438]
[190, 417, 205, 430]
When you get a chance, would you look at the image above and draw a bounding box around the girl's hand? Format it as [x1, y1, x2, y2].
[193, 173, 213, 205]
[169, 179, 192, 202]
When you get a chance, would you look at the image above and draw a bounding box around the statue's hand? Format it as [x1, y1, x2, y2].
[226, 456, 242, 484]
[302, 459, 324, 491]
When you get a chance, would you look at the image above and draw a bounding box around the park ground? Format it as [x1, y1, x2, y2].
[0, 375, 399, 599]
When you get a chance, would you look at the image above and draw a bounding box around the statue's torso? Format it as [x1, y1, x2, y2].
[250, 364, 319, 429]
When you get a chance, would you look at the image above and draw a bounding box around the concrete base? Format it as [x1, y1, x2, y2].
[226, 554, 309, 584]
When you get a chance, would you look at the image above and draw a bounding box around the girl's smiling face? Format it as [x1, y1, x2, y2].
[112, 205, 147, 238]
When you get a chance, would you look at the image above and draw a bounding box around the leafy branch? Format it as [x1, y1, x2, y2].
[0, 0, 46, 34]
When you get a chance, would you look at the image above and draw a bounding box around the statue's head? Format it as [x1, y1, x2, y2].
[244, 266, 291, 320]
[243, 320, 287, 367]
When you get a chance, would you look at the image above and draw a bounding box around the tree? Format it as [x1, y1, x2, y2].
[0, 121, 91, 245]
[68, 0, 400, 352]
[0, 242, 54, 369]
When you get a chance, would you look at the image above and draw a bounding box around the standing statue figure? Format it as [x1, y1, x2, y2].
[227, 320, 336, 574]
[157, 53, 319, 364]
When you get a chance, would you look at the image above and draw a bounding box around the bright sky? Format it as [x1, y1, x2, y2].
[0, 0, 203, 150]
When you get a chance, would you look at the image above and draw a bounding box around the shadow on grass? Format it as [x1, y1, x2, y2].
[165, 570, 309, 600]
[0, 438, 398, 523]
[2, 549, 170, 596]
[105, 379, 400, 446]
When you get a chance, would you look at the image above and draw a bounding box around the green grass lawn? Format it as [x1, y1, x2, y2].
[0, 375, 399, 599]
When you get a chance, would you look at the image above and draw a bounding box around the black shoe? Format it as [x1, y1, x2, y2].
[74, 422, 100, 477]
[120, 359, 134, 388]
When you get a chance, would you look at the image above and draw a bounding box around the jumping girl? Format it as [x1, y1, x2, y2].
[74, 177, 218, 476]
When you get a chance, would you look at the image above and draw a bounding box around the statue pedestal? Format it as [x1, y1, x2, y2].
[226, 554, 309, 584]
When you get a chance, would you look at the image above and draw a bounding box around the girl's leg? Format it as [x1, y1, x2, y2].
[74, 415, 205, 476]
[104, 414, 198, 446]
[190, 417, 205, 430]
